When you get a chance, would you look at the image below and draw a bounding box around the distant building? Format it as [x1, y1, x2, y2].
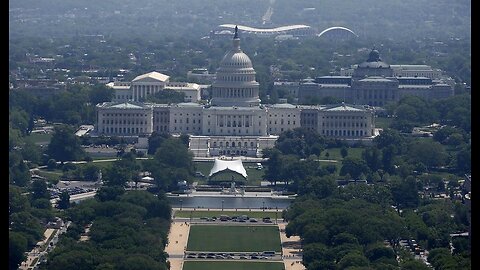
[301, 49, 455, 106]
[95, 30, 376, 157]
[187, 68, 216, 83]
[107, 74, 201, 103]
[214, 24, 315, 38]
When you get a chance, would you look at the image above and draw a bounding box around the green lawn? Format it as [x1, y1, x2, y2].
[187, 225, 282, 252]
[37, 170, 63, 182]
[320, 147, 364, 160]
[375, 117, 393, 129]
[175, 210, 282, 219]
[183, 261, 285, 270]
[193, 161, 266, 186]
[25, 133, 52, 145]
[77, 160, 115, 170]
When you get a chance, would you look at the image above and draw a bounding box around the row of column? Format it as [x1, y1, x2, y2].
[215, 88, 254, 98]
[217, 115, 252, 128]
[132, 84, 162, 101]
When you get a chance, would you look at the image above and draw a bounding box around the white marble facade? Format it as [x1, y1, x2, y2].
[96, 31, 375, 156]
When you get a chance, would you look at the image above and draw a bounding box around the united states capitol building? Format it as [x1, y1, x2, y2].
[95, 30, 376, 157]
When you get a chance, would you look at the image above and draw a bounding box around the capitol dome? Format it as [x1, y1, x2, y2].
[211, 27, 261, 107]
[219, 45, 254, 69]
[358, 49, 390, 69]
[353, 48, 393, 78]
[217, 26, 252, 69]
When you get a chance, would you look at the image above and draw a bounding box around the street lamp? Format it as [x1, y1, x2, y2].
[180, 199, 183, 211]
[262, 201, 265, 211]
[222, 199, 224, 211]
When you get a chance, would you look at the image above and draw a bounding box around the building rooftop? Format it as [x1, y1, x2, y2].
[268, 103, 298, 109]
[323, 103, 367, 112]
[358, 77, 395, 82]
[132, 71, 170, 82]
[97, 101, 149, 109]
[391, 65, 434, 70]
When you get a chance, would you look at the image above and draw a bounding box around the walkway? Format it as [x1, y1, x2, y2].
[279, 223, 305, 270]
[165, 221, 191, 270]
[18, 221, 70, 270]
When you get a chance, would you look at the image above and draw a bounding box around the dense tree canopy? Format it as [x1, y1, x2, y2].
[47, 125, 85, 162]
[43, 190, 171, 270]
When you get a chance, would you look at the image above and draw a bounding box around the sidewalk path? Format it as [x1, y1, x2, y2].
[279, 223, 305, 270]
[165, 221, 191, 270]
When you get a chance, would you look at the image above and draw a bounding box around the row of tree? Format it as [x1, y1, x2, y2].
[387, 95, 471, 133]
[283, 188, 470, 269]
[39, 189, 172, 270]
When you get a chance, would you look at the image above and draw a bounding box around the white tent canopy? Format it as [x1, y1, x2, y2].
[141, 176, 154, 182]
[209, 158, 248, 179]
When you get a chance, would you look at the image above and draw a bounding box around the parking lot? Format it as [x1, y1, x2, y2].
[49, 180, 98, 199]
[198, 215, 275, 224]
[184, 251, 282, 261]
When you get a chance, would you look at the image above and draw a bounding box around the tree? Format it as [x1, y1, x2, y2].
[338, 251, 370, 269]
[21, 141, 42, 165]
[262, 148, 283, 185]
[147, 132, 170, 155]
[456, 146, 471, 173]
[365, 242, 396, 262]
[408, 140, 448, 167]
[116, 254, 167, 270]
[9, 108, 30, 135]
[302, 176, 337, 199]
[9, 232, 28, 270]
[400, 260, 431, 270]
[373, 128, 405, 153]
[303, 242, 334, 268]
[10, 160, 31, 187]
[362, 147, 382, 171]
[9, 185, 30, 214]
[340, 157, 370, 179]
[82, 164, 100, 181]
[58, 191, 70, 209]
[9, 211, 43, 246]
[31, 180, 50, 201]
[47, 159, 57, 170]
[340, 146, 349, 159]
[47, 250, 96, 270]
[390, 176, 419, 208]
[47, 125, 85, 162]
[89, 85, 114, 104]
[153, 138, 194, 187]
[433, 126, 462, 144]
[95, 186, 125, 202]
[155, 138, 189, 167]
[103, 153, 140, 186]
[9, 127, 22, 151]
